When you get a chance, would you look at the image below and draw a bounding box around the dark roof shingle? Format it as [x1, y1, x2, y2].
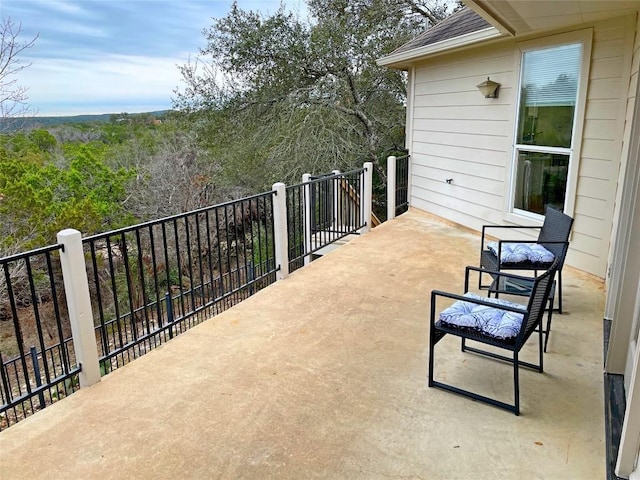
[390, 7, 492, 56]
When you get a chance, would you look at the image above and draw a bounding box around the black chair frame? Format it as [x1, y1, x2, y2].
[429, 259, 559, 415]
[479, 206, 573, 313]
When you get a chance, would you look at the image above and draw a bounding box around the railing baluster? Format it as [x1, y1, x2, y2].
[25, 257, 52, 391]
[184, 215, 196, 318]
[172, 219, 185, 321]
[166, 292, 174, 339]
[223, 205, 233, 299]
[105, 235, 125, 366]
[45, 251, 69, 375]
[29, 346, 45, 410]
[148, 225, 161, 347]
[134, 229, 151, 350]
[161, 222, 171, 342]
[213, 206, 225, 302]
[3, 262, 33, 400]
[204, 210, 216, 303]
[232, 203, 242, 297]
[195, 213, 206, 310]
[120, 232, 138, 354]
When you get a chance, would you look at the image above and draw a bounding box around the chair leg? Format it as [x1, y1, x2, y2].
[538, 319, 544, 372]
[428, 337, 436, 387]
[557, 270, 563, 313]
[513, 351, 520, 416]
[429, 343, 520, 415]
[544, 296, 555, 353]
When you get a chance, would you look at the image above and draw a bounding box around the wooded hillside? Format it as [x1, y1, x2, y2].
[0, 1, 459, 256]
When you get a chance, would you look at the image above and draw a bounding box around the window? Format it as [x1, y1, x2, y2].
[511, 41, 585, 216]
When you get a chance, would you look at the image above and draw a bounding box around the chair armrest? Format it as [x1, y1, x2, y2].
[484, 240, 568, 264]
[482, 225, 540, 231]
[464, 265, 542, 292]
[489, 239, 568, 245]
[480, 224, 541, 252]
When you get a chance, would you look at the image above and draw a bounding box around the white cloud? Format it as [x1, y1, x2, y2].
[46, 21, 108, 38]
[23, 54, 187, 115]
[28, 0, 89, 16]
[6, 0, 310, 116]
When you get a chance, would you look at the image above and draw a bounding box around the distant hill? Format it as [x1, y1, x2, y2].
[0, 110, 171, 132]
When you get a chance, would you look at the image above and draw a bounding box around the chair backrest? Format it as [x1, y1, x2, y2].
[537, 206, 574, 267]
[516, 257, 561, 347]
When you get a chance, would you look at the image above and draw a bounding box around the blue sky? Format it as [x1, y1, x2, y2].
[2, 1, 307, 116]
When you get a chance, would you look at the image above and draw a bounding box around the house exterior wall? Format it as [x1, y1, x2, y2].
[610, 12, 640, 277]
[408, 14, 638, 277]
[606, 13, 640, 477]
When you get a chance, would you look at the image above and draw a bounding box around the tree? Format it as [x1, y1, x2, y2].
[174, 0, 453, 189]
[0, 17, 38, 130]
[0, 133, 134, 319]
[0, 136, 135, 250]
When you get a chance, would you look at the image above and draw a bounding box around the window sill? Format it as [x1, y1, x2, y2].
[501, 210, 545, 228]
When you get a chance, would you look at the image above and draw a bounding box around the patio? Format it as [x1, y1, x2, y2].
[0, 210, 605, 479]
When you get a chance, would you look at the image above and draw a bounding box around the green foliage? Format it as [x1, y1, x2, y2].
[28, 129, 57, 152]
[0, 133, 135, 249]
[175, 1, 453, 187]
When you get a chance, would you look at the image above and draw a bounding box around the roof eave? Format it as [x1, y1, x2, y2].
[464, 0, 517, 36]
[377, 26, 504, 69]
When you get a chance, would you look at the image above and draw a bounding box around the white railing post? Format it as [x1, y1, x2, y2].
[332, 170, 341, 230]
[387, 155, 397, 220]
[272, 183, 289, 280]
[362, 162, 373, 234]
[302, 173, 312, 266]
[57, 229, 101, 388]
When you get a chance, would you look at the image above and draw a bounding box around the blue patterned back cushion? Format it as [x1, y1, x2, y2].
[487, 242, 555, 264]
[439, 292, 526, 339]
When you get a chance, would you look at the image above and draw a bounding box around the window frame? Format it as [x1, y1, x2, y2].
[504, 29, 593, 223]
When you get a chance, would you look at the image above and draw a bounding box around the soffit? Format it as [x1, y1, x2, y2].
[377, 0, 640, 69]
[468, 0, 640, 36]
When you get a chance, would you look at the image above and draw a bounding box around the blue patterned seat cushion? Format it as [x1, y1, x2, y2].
[487, 242, 554, 264]
[438, 293, 526, 339]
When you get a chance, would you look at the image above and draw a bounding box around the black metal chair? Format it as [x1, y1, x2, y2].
[429, 258, 560, 415]
[479, 206, 573, 312]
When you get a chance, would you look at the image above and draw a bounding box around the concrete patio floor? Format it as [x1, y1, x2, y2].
[0, 210, 606, 479]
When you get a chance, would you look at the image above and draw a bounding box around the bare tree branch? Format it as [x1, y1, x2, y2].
[0, 17, 39, 126]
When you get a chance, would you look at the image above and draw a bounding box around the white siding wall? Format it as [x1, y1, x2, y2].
[409, 15, 638, 277]
[410, 41, 516, 230]
[577, 15, 638, 276]
[610, 12, 640, 267]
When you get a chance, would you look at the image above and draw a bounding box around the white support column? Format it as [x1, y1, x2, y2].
[272, 183, 289, 280]
[387, 155, 397, 221]
[57, 229, 101, 388]
[361, 162, 373, 234]
[302, 173, 312, 266]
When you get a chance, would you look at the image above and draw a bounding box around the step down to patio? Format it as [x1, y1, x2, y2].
[311, 232, 359, 256]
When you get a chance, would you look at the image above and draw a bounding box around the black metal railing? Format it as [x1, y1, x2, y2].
[82, 191, 277, 372]
[309, 172, 335, 233]
[395, 154, 410, 216]
[0, 245, 80, 430]
[286, 168, 367, 272]
[0, 164, 376, 429]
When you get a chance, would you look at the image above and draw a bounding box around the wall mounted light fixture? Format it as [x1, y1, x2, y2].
[476, 77, 501, 98]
